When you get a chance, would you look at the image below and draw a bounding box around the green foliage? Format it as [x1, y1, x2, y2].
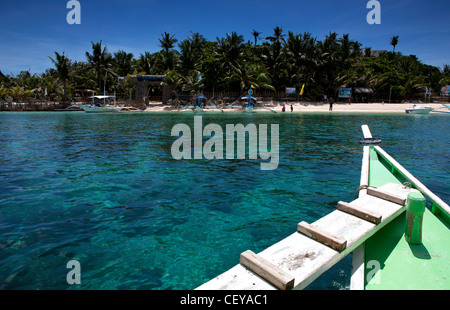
[390, 35, 399, 52]
[2, 29, 449, 102]
[158, 32, 178, 53]
[85, 40, 115, 91]
[49, 51, 71, 101]
[0, 87, 9, 100]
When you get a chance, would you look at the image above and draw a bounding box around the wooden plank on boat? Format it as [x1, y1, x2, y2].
[337, 201, 382, 224]
[196, 263, 276, 290]
[240, 250, 295, 290]
[311, 210, 375, 247]
[196, 232, 336, 290]
[197, 183, 418, 291]
[367, 187, 406, 205]
[297, 222, 347, 252]
[352, 183, 418, 220]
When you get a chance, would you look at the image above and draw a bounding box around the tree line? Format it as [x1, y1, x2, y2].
[1, 27, 449, 104]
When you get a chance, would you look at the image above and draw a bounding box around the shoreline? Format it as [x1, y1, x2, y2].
[1, 102, 447, 114]
[144, 102, 447, 113]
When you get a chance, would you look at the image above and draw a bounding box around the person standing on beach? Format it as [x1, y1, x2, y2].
[329, 98, 334, 111]
[290, 104, 293, 112]
[282, 105, 285, 112]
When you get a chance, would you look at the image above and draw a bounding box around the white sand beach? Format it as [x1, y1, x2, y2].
[144, 102, 447, 113]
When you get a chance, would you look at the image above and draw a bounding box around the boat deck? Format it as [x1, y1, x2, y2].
[197, 125, 449, 290]
[365, 207, 450, 289]
[364, 146, 450, 290]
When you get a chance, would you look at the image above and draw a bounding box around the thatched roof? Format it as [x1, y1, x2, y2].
[353, 87, 373, 94]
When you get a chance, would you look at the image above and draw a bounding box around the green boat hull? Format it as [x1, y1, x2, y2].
[363, 147, 450, 290]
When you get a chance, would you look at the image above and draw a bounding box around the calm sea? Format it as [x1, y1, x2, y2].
[0, 111, 448, 290]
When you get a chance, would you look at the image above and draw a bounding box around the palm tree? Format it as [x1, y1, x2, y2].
[251, 30, 262, 45]
[10, 86, 32, 101]
[266, 26, 285, 43]
[181, 71, 204, 95]
[178, 39, 196, 75]
[187, 32, 207, 50]
[274, 26, 284, 41]
[157, 33, 180, 72]
[159, 49, 179, 72]
[262, 39, 285, 91]
[158, 32, 178, 53]
[441, 64, 450, 76]
[113, 50, 134, 77]
[284, 32, 319, 87]
[221, 32, 245, 62]
[164, 70, 182, 98]
[317, 32, 341, 95]
[402, 74, 424, 98]
[0, 87, 9, 101]
[48, 52, 71, 102]
[390, 35, 399, 52]
[85, 41, 115, 92]
[138, 52, 165, 75]
[215, 32, 245, 82]
[226, 62, 275, 92]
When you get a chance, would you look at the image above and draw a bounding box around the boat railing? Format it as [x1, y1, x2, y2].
[361, 125, 449, 223]
[372, 145, 450, 223]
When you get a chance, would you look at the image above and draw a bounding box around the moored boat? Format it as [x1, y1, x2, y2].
[54, 105, 84, 112]
[80, 103, 117, 113]
[405, 105, 433, 114]
[113, 106, 143, 113]
[80, 95, 117, 113]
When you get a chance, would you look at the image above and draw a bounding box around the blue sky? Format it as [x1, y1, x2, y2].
[1, 0, 449, 75]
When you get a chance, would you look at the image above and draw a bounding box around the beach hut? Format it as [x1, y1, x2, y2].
[129, 74, 171, 106]
[352, 88, 373, 103]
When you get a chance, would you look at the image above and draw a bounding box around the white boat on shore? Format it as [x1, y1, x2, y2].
[81, 103, 143, 113]
[80, 95, 143, 113]
[80, 95, 117, 113]
[80, 104, 117, 113]
[405, 105, 433, 114]
[54, 104, 84, 112]
[113, 106, 143, 113]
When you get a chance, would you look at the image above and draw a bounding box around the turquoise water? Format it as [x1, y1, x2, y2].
[0, 112, 448, 290]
